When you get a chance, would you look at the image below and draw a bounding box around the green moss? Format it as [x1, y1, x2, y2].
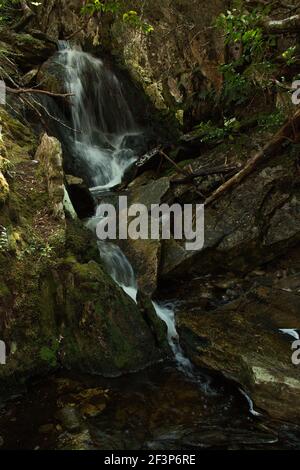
[40, 341, 59, 368]
[0, 281, 10, 298]
[65, 220, 99, 263]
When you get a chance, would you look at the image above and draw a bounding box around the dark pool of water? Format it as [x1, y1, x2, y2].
[0, 363, 299, 450]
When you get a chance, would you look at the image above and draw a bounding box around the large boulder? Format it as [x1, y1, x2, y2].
[58, 257, 169, 376]
[118, 177, 170, 295]
[178, 275, 300, 422]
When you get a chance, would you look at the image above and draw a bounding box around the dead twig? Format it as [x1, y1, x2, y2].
[29, 95, 81, 134]
[6, 86, 74, 100]
[159, 149, 191, 178]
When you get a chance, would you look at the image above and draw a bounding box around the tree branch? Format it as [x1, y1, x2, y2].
[13, 0, 36, 32]
[205, 108, 300, 207]
[6, 86, 74, 100]
[171, 165, 239, 185]
[262, 14, 300, 34]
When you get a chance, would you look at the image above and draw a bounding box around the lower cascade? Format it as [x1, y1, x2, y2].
[59, 43, 191, 372]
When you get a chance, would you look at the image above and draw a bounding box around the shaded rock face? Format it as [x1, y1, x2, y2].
[118, 177, 171, 295]
[177, 276, 300, 422]
[33, 0, 91, 41]
[65, 175, 95, 219]
[108, 0, 228, 127]
[160, 142, 300, 281]
[109, 132, 300, 292]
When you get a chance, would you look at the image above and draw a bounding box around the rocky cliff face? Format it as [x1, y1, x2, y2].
[107, 0, 228, 128]
[0, 107, 168, 397]
[34, 0, 228, 129]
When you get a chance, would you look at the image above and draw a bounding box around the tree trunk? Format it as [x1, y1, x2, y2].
[13, 0, 36, 32]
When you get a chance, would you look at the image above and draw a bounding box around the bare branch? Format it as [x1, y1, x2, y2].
[6, 86, 74, 100]
[28, 95, 81, 134]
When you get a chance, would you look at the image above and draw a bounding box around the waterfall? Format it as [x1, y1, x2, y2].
[57, 44, 139, 189]
[60, 44, 192, 373]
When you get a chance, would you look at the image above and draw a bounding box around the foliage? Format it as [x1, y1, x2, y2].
[216, 5, 274, 57]
[215, 1, 299, 119]
[81, 0, 154, 34]
[0, 0, 18, 23]
[122, 10, 153, 34]
[219, 64, 253, 106]
[282, 46, 297, 66]
[0, 226, 8, 252]
[81, 0, 121, 15]
[17, 239, 54, 262]
[193, 117, 241, 143]
[257, 110, 285, 132]
[40, 339, 59, 367]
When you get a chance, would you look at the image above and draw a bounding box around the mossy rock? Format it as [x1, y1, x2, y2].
[0, 28, 56, 71]
[0, 171, 9, 204]
[58, 259, 168, 376]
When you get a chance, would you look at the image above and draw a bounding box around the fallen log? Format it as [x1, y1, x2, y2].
[136, 147, 161, 168]
[171, 165, 239, 185]
[262, 14, 300, 34]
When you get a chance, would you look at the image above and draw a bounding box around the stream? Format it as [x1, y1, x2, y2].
[60, 44, 193, 374]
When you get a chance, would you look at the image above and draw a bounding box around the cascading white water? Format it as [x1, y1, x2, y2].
[58, 44, 139, 189]
[60, 44, 192, 372]
[97, 241, 138, 302]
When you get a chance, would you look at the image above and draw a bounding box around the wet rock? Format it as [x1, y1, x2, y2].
[56, 406, 82, 433]
[57, 429, 94, 450]
[178, 276, 300, 423]
[137, 291, 170, 352]
[72, 387, 109, 418]
[58, 259, 169, 376]
[39, 424, 55, 434]
[146, 426, 278, 450]
[80, 403, 106, 418]
[65, 174, 94, 219]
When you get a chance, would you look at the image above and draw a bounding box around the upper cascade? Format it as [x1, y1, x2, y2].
[57, 44, 140, 190]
